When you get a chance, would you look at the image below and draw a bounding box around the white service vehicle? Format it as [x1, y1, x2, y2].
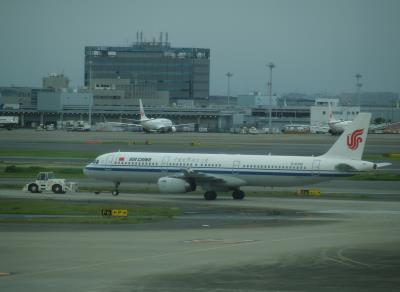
[73, 120, 91, 131]
[23, 172, 78, 194]
[0, 116, 19, 130]
[65, 120, 91, 131]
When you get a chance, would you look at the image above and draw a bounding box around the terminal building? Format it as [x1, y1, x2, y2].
[84, 33, 210, 107]
[310, 98, 360, 126]
[237, 92, 278, 108]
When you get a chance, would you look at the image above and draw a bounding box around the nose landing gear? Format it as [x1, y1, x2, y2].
[112, 182, 120, 196]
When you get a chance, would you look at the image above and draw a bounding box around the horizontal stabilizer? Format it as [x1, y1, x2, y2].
[375, 162, 392, 168]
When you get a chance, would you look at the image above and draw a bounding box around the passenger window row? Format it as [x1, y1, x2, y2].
[110, 161, 307, 170]
[242, 165, 306, 170]
[112, 161, 223, 168]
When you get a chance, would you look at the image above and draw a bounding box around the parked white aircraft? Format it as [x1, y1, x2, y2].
[84, 113, 390, 200]
[129, 99, 192, 132]
[327, 106, 353, 135]
[102, 99, 192, 132]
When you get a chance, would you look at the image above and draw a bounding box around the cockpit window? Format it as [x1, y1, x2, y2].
[92, 159, 99, 164]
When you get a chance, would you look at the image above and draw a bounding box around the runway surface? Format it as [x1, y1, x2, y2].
[1, 190, 400, 291]
[1, 178, 400, 199]
[1, 130, 400, 291]
[1, 129, 399, 156]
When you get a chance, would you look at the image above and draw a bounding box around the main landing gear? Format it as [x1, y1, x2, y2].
[112, 182, 120, 196]
[204, 190, 217, 200]
[203, 189, 245, 200]
[232, 189, 245, 200]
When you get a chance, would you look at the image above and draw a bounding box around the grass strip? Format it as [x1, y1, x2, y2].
[0, 164, 85, 179]
[0, 198, 179, 224]
[0, 149, 99, 159]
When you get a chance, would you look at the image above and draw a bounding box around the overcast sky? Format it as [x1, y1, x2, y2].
[0, 0, 399, 96]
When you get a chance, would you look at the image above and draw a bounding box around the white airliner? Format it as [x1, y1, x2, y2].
[104, 99, 191, 132]
[84, 113, 390, 200]
[327, 107, 353, 135]
[123, 99, 192, 133]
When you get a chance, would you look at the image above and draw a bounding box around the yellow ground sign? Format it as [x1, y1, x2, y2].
[296, 188, 321, 196]
[102, 209, 128, 217]
[111, 209, 128, 217]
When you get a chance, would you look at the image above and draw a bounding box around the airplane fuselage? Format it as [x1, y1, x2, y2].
[84, 152, 375, 188]
[141, 118, 174, 132]
[328, 120, 352, 135]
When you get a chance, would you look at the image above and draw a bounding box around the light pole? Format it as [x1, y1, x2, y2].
[226, 72, 233, 106]
[267, 62, 275, 133]
[355, 73, 362, 106]
[88, 61, 93, 126]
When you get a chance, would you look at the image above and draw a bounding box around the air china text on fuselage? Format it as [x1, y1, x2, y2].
[84, 113, 390, 200]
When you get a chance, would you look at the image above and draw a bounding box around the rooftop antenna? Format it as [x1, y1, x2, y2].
[166, 32, 169, 44]
[355, 73, 362, 106]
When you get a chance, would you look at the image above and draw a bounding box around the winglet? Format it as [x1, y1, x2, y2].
[322, 112, 371, 160]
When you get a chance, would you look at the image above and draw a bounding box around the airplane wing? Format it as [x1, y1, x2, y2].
[122, 118, 142, 123]
[171, 168, 246, 190]
[105, 121, 143, 128]
[155, 125, 172, 132]
[172, 123, 195, 128]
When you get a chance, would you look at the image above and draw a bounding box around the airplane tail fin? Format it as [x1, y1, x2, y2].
[322, 112, 371, 160]
[139, 99, 148, 121]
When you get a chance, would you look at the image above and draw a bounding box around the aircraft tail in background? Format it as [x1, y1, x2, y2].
[139, 99, 149, 121]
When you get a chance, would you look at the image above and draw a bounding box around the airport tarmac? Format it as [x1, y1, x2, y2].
[1, 190, 400, 291]
[0, 130, 399, 291]
[1, 178, 400, 200]
[1, 129, 399, 156]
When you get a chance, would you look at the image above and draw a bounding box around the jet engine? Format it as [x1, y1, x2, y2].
[171, 126, 176, 132]
[157, 177, 191, 193]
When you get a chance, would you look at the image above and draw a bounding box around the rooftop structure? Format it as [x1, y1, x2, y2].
[43, 73, 69, 90]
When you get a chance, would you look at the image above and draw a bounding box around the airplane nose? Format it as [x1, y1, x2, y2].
[83, 166, 90, 176]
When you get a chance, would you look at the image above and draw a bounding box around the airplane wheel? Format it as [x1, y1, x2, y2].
[232, 190, 245, 200]
[112, 190, 119, 196]
[28, 183, 40, 193]
[52, 184, 65, 194]
[204, 191, 217, 200]
[189, 181, 197, 191]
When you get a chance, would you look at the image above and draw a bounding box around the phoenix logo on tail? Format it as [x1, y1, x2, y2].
[347, 129, 364, 150]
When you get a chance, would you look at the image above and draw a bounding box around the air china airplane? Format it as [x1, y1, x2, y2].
[84, 113, 390, 200]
